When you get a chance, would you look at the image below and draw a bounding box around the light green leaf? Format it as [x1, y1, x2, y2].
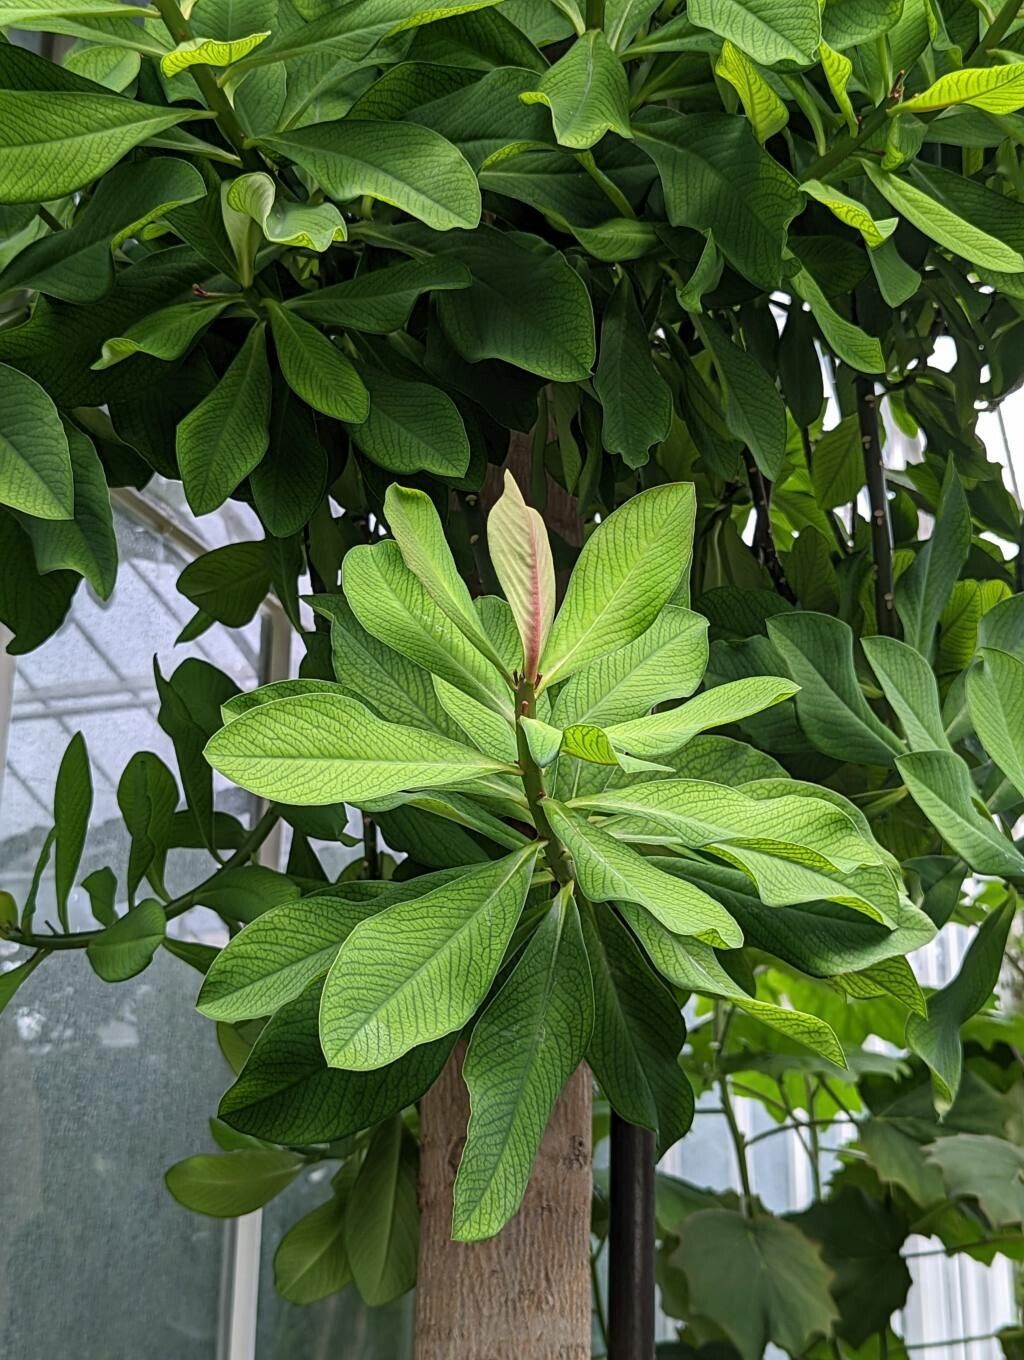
[543, 800, 743, 947]
[433, 678, 518, 764]
[0, 362, 72, 520]
[552, 606, 708, 729]
[0, 90, 201, 202]
[257, 121, 481, 231]
[791, 265, 885, 374]
[897, 750, 1024, 878]
[205, 691, 508, 806]
[63, 42, 141, 91]
[862, 635, 952, 753]
[18, 421, 117, 598]
[581, 902, 693, 1154]
[285, 256, 471, 333]
[453, 896, 593, 1241]
[594, 273, 672, 469]
[347, 368, 470, 478]
[604, 676, 799, 759]
[561, 723, 622, 765]
[54, 731, 92, 931]
[487, 470, 556, 683]
[520, 30, 631, 149]
[160, 30, 269, 76]
[0, 950, 48, 1016]
[802, 179, 896, 247]
[621, 903, 847, 1066]
[346, 1115, 419, 1305]
[93, 299, 229, 370]
[907, 900, 1014, 1106]
[967, 648, 1024, 797]
[343, 540, 511, 713]
[715, 39, 788, 142]
[86, 898, 166, 982]
[539, 483, 696, 691]
[0, 0, 155, 17]
[177, 323, 271, 516]
[320, 847, 539, 1069]
[519, 715, 564, 767]
[165, 1149, 302, 1217]
[697, 314, 788, 477]
[634, 109, 801, 290]
[688, 0, 820, 64]
[818, 41, 856, 131]
[266, 301, 369, 423]
[864, 161, 1024, 272]
[901, 63, 1024, 116]
[767, 612, 904, 765]
[894, 460, 972, 657]
[226, 171, 347, 251]
[274, 1195, 352, 1305]
[675, 1211, 839, 1360]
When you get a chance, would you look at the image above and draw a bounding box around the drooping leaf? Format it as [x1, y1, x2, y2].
[177, 541, 270, 628]
[86, 898, 166, 982]
[698, 315, 788, 478]
[266, 301, 369, 423]
[285, 256, 472, 333]
[0, 362, 72, 520]
[160, 31, 270, 77]
[894, 461, 972, 657]
[900, 63, 1024, 116]
[345, 1115, 419, 1305]
[348, 367, 470, 478]
[967, 648, 1024, 797]
[274, 1194, 352, 1305]
[715, 39, 788, 142]
[862, 635, 952, 753]
[93, 299, 229, 370]
[520, 30, 631, 149]
[165, 1149, 303, 1217]
[686, 0, 821, 64]
[594, 273, 672, 469]
[897, 751, 1024, 878]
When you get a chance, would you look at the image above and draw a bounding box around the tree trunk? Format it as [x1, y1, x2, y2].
[414, 1047, 593, 1360]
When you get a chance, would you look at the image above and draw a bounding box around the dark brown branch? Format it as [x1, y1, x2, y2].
[855, 376, 898, 636]
[743, 453, 796, 602]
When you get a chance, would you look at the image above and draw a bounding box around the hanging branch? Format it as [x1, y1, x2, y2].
[855, 375, 899, 636]
[744, 453, 796, 602]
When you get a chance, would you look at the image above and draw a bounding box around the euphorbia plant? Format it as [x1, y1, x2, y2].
[183, 473, 925, 1251]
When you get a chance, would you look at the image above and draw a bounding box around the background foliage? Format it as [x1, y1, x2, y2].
[2, 0, 1024, 1354]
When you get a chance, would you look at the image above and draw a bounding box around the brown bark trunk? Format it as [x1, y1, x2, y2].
[414, 1048, 593, 1360]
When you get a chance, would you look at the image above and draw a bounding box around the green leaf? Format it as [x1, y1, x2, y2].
[581, 902, 693, 1154]
[0, 90, 201, 202]
[346, 1116, 418, 1306]
[266, 301, 369, 423]
[165, 1149, 302, 1217]
[117, 751, 177, 899]
[539, 484, 696, 690]
[520, 30, 631, 149]
[433, 678, 518, 764]
[227, 170, 346, 251]
[285, 256, 471, 333]
[901, 63, 1024, 116]
[604, 675, 799, 759]
[594, 274, 672, 469]
[343, 540, 510, 713]
[53, 731, 91, 932]
[384, 483, 505, 671]
[687, 0, 820, 64]
[767, 612, 904, 765]
[790, 265, 885, 374]
[675, 1210, 839, 1360]
[18, 421, 117, 598]
[321, 847, 538, 1069]
[452, 896, 593, 1241]
[818, 41, 856, 132]
[93, 299, 229, 370]
[715, 39, 788, 142]
[544, 800, 742, 947]
[697, 315, 787, 478]
[433, 226, 595, 381]
[274, 1195, 352, 1305]
[907, 900, 1014, 1106]
[177, 323, 271, 516]
[519, 715, 564, 767]
[622, 903, 847, 1065]
[219, 979, 455, 1143]
[967, 648, 1024, 797]
[257, 121, 481, 231]
[177, 541, 270, 628]
[862, 635, 952, 753]
[810, 415, 863, 510]
[348, 368, 470, 477]
[160, 31, 270, 77]
[552, 606, 708, 729]
[0, 949, 48, 1016]
[926, 1134, 1024, 1225]
[86, 898, 166, 982]
[205, 691, 508, 806]
[0, 362, 72, 520]
[897, 750, 1024, 878]
[0, 0, 155, 18]
[82, 865, 117, 927]
[802, 179, 896, 248]
[487, 471, 556, 682]
[864, 161, 1024, 272]
[634, 110, 801, 289]
[894, 461, 972, 657]
[821, 0, 902, 49]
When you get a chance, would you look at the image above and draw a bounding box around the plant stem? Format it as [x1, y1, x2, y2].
[362, 814, 380, 879]
[515, 679, 576, 887]
[969, 0, 1023, 62]
[799, 100, 893, 183]
[855, 373, 899, 636]
[7, 807, 280, 951]
[716, 1006, 754, 1214]
[575, 151, 636, 218]
[743, 453, 796, 602]
[152, 0, 260, 166]
[586, 0, 606, 30]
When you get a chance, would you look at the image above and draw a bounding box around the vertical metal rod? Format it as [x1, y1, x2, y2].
[607, 1114, 656, 1360]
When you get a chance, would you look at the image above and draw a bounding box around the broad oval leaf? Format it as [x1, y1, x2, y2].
[266, 301, 369, 423]
[520, 30, 632, 150]
[687, 0, 821, 64]
[0, 362, 72, 520]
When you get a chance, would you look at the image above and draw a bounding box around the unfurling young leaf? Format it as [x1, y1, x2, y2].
[486, 471, 556, 682]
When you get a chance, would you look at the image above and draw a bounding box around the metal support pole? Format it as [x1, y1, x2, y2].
[607, 1114, 656, 1360]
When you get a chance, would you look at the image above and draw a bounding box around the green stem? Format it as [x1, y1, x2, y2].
[716, 1006, 755, 1215]
[575, 150, 636, 218]
[7, 807, 280, 951]
[586, 0, 606, 30]
[855, 370, 899, 636]
[152, 0, 260, 166]
[969, 0, 1023, 62]
[799, 100, 893, 183]
[515, 679, 575, 887]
